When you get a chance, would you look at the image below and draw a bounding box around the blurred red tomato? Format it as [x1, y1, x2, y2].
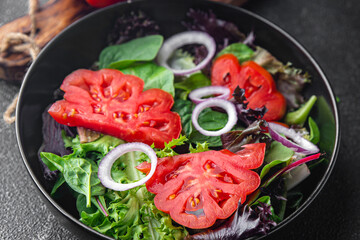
[85, 0, 125, 8]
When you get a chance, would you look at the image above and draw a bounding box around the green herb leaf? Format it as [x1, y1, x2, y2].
[99, 35, 163, 69]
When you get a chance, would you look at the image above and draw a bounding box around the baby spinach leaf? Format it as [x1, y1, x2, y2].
[40, 152, 65, 172]
[51, 173, 65, 196]
[189, 131, 223, 148]
[260, 141, 294, 179]
[121, 62, 175, 96]
[174, 73, 211, 100]
[63, 157, 105, 207]
[41, 151, 105, 207]
[99, 35, 163, 69]
[216, 43, 254, 63]
[172, 98, 194, 137]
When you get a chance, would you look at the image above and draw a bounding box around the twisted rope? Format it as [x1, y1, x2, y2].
[2, 0, 39, 124]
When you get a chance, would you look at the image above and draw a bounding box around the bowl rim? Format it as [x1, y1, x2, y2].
[15, 0, 340, 239]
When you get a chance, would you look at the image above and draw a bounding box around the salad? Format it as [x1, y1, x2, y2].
[39, 9, 323, 240]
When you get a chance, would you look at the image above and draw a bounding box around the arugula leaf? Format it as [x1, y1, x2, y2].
[216, 43, 254, 63]
[121, 62, 175, 96]
[99, 35, 163, 69]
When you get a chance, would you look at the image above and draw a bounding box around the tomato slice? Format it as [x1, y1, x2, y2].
[211, 54, 241, 97]
[137, 143, 266, 229]
[48, 69, 181, 148]
[211, 55, 286, 121]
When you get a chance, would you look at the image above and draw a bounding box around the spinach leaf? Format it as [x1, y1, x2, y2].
[216, 43, 254, 63]
[99, 35, 163, 69]
[121, 62, 175, 96]
[189, 131, 223, 148]
[174, 73, 211, 100]
[63, 157, 105, 207]
[41, 152, 105, 207]
[260, 141, 294, 179]
[172, 98, 194, 137]
[172, 97, 228, 147]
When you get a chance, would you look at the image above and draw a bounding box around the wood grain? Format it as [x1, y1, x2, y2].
[0, 0, 93, 84]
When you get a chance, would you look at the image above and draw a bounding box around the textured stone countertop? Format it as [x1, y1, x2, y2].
[0, 0, 358, 239]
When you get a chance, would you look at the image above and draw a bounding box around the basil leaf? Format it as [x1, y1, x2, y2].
[121, 62, 175, 96]
[216, 43, 254, 63]
[99, 35, 163, 69]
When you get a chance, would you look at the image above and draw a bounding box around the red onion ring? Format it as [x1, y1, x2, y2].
[189, 86, 230, 104]
[98, 142, 157, 191]
[157, 31, 216, 76]
[192, 99, 237, 136]
[268, 122, 319, 155]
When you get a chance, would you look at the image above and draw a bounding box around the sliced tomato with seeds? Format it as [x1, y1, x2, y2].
[48, 69, 181, 148]
[211, 54, 286, 121]
[137, 143, 266, 229]
[211, 54, 241, 97]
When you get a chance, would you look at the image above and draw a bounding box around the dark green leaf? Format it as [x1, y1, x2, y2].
[171, 99, 194, 137]
[99, 35, 163, 69]
[308, 117, 320, 144]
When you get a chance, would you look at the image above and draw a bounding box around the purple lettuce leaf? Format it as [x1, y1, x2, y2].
[107, 11, 160, 46]
[187, 203, 276, 240]
[233, 87, 268, 126]
[221, 120, 271, 153]
[38, 105, 76, 181]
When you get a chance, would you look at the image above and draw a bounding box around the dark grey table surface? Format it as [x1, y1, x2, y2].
[0, 0, 358, 239]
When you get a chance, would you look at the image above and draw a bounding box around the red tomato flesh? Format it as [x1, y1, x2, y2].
[48, 69, 181, 148]
[211, 54, 286, 121]
[137, 143, 266, 229]
[85, 0, 124, 8]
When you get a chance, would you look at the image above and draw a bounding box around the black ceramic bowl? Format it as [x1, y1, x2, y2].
[16, 0, 340, 239]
